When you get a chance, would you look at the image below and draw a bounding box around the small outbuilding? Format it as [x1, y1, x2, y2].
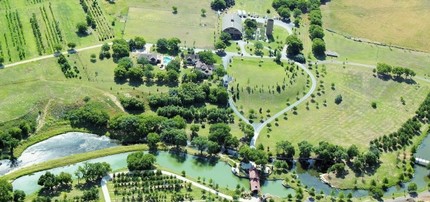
[222, 13, 243, 40]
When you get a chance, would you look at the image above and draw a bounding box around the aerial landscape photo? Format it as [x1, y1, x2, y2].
[0, 0, 430, 201]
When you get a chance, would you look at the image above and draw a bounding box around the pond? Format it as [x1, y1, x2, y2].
[11, 132, 430, 199]
[0, 132, 118, 175]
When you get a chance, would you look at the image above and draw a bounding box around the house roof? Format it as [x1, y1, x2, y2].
[222, 13, 243, 33]
[140, 53, 158, 60]
[249, 168, 260, 192]
[249, 168, 259, 179]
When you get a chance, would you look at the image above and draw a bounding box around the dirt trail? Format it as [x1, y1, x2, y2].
[103, 92, 125, 112]
[36, 99, 52, 132]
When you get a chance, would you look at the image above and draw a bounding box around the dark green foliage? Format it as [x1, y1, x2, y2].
[77, 162, 111, 183]
[127, 152, 156, 171]
[156, 38, 181, 55]
[198, 51, 216, 65]
[211, 0, 235, 10]
[120, 97, 145, 112]
[68, 103, 109, 129]
[0, 179, 13, 202]
[57, 54, 79, 78]
[191, 136, 208, 154]
[375, 63, 416, 79]
[277, 6, 291, 20]
[285, 35, 303, 56]
[166, 59, 181, 72]
[371, 118, 421, 152]
[298, 141, 313, 159]
[76, 22, 87, 34]
[312, 38, 326, 56]
[239, 145, 268, 165]
[112, 39, 130, 59]
[276, 140, 295, 159]
[37, 172, 58, 190]
[328, 162, 345, 174]
[335, 94, 342, 104]
[82, 187, 99, 201]
[146, 133, 160, 150]
[109, 114, 166, 143]
[13, 190, 25, 202]
[347, 144, 359, 158]
[314, 141, 348, 171]
[208, 123, 237, 148]
[408, 182, 417, 193]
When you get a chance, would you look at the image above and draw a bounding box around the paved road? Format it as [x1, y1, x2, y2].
[101, 174, 113, 202]
[2, 43, 107, 68]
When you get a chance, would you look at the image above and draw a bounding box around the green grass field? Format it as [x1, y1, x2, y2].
[228, 58, 308, 121]
[123, 0, 218, 49]
[258, 63, 430, 151]
[232, 0, 276, 15]
[322, 0, 430, 52]
[296, 15, 430, 77]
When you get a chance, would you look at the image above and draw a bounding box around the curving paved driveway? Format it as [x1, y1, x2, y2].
[222, 18, 317, 147]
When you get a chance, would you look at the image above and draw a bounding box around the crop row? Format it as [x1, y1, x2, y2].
[5, 10, 26, 60]
[39, 6, 63, 51]
[1, 0, 11, 10]
[81, 0, 115, 41]
[48, 4, 64, 42]
[114, 192, 194, 202]
[30, 13, 46, 55]
[27, 0, 44, 4]
[2, 34, 11, 62]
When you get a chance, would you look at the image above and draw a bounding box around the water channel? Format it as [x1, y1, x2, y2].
[9, 132, 430, 199]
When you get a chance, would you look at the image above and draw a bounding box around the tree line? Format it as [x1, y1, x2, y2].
[375, 63, 416, 80]
[371, 92, 430, 152]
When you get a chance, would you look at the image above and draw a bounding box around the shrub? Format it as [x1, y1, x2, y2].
[335, 94, 343, 104]
[371, 102, 377, 109]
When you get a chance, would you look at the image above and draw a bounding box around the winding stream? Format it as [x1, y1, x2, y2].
[10, 133, 430, 199]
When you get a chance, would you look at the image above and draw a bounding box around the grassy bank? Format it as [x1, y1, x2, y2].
[3, 144, 148, 181]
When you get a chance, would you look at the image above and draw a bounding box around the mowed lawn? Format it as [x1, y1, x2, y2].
[258, 64, 430, 151]
[228, 58, 308, 120]
[322, 0, 430, 52]
[232, 0, 276, 15]
[297, 15, 430, 77]
[124, 0, 218, 49]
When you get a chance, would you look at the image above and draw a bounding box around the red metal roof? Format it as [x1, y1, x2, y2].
[249, 168, 260, 192]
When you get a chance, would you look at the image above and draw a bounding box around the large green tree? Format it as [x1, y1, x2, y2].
[276, 140, 295, 158]
[312, 38, 326, 56]
[191, 136, 208, 154]
[298, 141, 313, 159]
[127, 152, 156, 171]
[286, 35, 303, 55]
[0, 179, 13, 202]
